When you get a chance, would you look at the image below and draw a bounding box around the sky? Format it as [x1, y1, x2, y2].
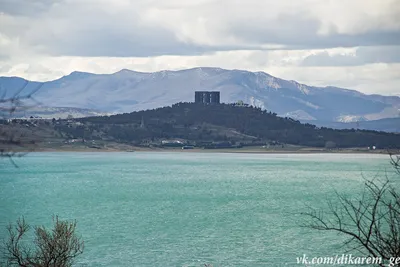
[0, 0, 399, 95]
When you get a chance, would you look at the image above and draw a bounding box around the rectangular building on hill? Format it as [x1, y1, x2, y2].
[195, 91, 220, 104]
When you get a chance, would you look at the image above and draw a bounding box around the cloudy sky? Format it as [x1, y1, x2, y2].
[0, 0, 399, 95]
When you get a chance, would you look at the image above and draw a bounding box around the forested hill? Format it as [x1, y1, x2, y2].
[69, 103, 400, 148]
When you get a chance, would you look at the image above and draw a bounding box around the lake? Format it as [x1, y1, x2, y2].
[0, 152, 396, 266]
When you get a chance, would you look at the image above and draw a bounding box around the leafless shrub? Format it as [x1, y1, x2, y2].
[1, 216, 84, 267]
[302, 155, 400, 267]
[390, 153, 400, 174]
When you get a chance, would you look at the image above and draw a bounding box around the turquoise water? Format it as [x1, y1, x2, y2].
[0, 152, 396, 266]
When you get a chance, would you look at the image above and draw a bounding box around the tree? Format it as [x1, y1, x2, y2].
[1, 216, 84, 267]
[302, 154, 400, 266]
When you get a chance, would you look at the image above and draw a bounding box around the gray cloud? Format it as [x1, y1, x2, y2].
[0, 0, 60, 16]
[27, 23, 258, 57]
[0, 54, 10, 61]
[302, 46, 400, 66]
[0, 0, 253, 57]
[227, 11, 400, 49]
[0, 64, 11, 72]
[31, 25, 211, 57]
[1, 0, 399, 59]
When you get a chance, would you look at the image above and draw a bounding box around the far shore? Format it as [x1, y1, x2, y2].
[19, 145, 395, 155]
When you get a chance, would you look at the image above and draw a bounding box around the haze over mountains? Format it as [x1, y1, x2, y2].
[1, 67, 399, 127]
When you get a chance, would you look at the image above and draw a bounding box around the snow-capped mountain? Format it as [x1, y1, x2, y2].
[1, 67, 399, 122]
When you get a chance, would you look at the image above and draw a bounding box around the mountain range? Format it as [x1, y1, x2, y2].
[1, 67, 399, 128]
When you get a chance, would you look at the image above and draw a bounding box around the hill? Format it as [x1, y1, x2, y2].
[52, 103, 400, 149]
[1, 68, 399, 124]
[306, 118, 400, 133]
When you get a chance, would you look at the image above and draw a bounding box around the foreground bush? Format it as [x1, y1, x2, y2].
[303, 154, 400, 266]
[1, 216, 84, 267]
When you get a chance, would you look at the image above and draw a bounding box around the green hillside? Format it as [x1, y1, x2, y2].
[54, 103, 400, 149]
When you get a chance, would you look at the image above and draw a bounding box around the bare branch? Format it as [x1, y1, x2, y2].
[0, 82, 43, 164]
[1, 216, 84, 267]
[302, 156, 400, 266]
[389, 152, 400, 175]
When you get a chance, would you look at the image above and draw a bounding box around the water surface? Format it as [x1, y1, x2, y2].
[0, 152, 395, 266]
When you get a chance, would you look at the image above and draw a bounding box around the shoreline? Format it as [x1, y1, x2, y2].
[19, 146, 394, 155]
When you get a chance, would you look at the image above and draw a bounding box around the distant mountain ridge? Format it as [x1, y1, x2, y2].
[302, 118, 400, 133]
[10, 106, 108, 119]
[1, 67, 399, 123]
